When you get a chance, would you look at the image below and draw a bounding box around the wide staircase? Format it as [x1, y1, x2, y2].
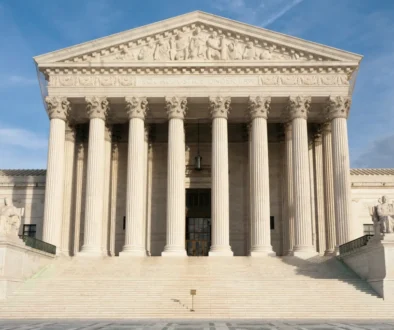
[0, 256, 393, 319]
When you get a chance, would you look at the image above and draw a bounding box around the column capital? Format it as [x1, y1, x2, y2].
[248, 96, 271, 120]
[320, 122, 331, 133]
[125, 96, 148, 120]
[326, 96, 351, 120]
[165, 96, 187, 119]
[85, 96, 109, 120]
[287, 96, 311, 120]
[209, 96, 231, 119]
[45, 96, 70, 121]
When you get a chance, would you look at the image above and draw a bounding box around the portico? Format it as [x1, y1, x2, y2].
[35, 11, 362, 258]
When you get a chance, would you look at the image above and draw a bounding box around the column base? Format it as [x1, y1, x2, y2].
[284, 250, 294, 256]
[292, 247, 318, 259]
[78, 245, 104, 257]
[162, 246, 187, 257]
[250, 250, 276, 257]
[209, 246, 233, 257]
[119, 247, 147, 257]
[324, 249, 336, 256]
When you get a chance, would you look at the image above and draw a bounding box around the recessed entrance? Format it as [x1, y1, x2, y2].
[185, 189, 211, 256]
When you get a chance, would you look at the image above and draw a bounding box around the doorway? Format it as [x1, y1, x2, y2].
[185, 189, 211, 256]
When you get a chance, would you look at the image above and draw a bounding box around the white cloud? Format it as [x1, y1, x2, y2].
[211, 0, 305, 28]
[0, 126, 48, 169]
[353, 134, 394, 168]
[0, 75, 38, 87]
[0, 127, 47, 150]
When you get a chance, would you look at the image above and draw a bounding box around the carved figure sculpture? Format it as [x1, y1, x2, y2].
[206, 32, 225, 60]
[189, 27, 206, 60]
[138, 40, 155, 61]
[260, 48, 273, 60]
[242, 41, 257, 60]
[0, 198, 24, 237]
[226, 38, 242, 60]
[154, 37, 171, 61]
[369, 196, 394, 235]
[170, 32, 189, 60]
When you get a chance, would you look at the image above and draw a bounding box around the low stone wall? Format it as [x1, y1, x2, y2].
[340, 234, 394, 300]
[0, 237, 55, 299]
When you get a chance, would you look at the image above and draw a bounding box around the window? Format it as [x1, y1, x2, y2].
[270, 216, 275, 230]
[123, 216, 126, 230]
[363, 224, 374, 235]
[23, 224, 36, 238]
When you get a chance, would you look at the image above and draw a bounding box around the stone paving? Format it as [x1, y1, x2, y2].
[0, 321, 393, 330]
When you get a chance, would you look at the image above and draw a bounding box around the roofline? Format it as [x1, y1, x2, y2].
[34, 10, 363, 65]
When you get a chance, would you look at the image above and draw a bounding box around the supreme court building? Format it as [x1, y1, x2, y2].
[31, 11, 363, 258]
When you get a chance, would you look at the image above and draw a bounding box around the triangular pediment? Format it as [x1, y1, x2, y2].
[34, 11, 362, 65]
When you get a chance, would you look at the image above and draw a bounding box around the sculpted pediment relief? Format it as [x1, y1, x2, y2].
[64, 24, 325, 63]
[35, 12, 362, 66]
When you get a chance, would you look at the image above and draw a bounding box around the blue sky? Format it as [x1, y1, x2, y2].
[0, 0, 393, 169]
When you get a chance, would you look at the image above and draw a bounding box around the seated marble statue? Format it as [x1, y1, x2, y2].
[0, 197, 24, 237]
[370, 195, 394, 234]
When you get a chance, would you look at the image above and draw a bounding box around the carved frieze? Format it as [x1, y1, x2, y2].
[48, 74, 349, 88]
[60, 24, 334, 64]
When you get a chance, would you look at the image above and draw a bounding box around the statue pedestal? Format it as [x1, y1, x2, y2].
[366, 233, 394, 300]
[0, 235, 55, 299]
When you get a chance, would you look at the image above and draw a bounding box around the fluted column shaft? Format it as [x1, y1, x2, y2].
[80, 97, 109, 256]
[314, 130, 326, 254]
[61, 125, 76, 256]
[327, 96, 353, 247]
[284, 122, 295, 255]
[162, 97, 187, 256]
[121, 97, 148, 256]
[209, 97, 233, 256]
[288, 96, 316, 257]
[322, 123, 336, 255]
[43, 97, 69, 250]
[249, 96, 275, 256]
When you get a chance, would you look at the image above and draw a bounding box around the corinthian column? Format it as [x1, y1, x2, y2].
[249, 96, 275, 256]
[162, 96, 187, 256]
[313, 128, 326, 254]
[322, 122, 336, 255]
[43, 97, 69, 250]
[80, 97, 109, 256]
[121, 97, 148, 257]
[288, 96, 316, 257]
[283, 122, 295, 255]
[327, 96, 353, 247]
[209, 96, 233, 256]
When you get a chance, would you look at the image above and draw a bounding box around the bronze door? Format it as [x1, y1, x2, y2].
[186, 189, 211, 256]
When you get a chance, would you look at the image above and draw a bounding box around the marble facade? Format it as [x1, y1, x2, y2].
[2, 11, 387, 258]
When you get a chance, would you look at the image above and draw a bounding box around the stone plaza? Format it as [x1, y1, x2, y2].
[0, 11, 393, 320]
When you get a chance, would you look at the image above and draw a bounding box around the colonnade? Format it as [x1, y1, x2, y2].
[42, 95, 352, 257]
